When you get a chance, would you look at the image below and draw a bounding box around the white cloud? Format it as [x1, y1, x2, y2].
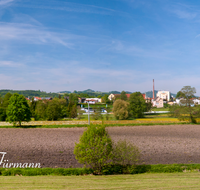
[0, 60, 22, 67]
[172, 9, 197, 19]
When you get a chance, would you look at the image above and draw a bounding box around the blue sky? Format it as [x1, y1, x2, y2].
[1, 0, 200, 94]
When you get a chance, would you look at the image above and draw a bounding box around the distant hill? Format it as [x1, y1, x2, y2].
[109, 91, 120, 94]
[58, 91, 71, 94]
[81, 89, 95, 93]
[0, 90, 59, 98]
[145, 90, 158, 98]
[125, 91, 132, 94]
[145, 90, 176, 98]
[109, 91, 132, 94]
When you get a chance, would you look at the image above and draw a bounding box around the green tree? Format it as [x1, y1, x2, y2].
[145, 99, 152, 112]
[35, 100, 48, 120]
[6, 93, 31, 126]
[29, 97, 37, 118]
[69, 93, 78, 104]
[170, 86, 197, 123]
[120, 91, 127, 101]
[179, 86, 196, 107]
[66, 93, 78, 118]
[129, 92, 146, 118]
[74, 125, 113, 173]
[101, 94, 110, 104]
[59, 98, 68, 118]
[0, 92, 12, 121]
[0, 96, 4, 121]
[46, 98, 62, 120]
[113, 99, 129, 120]
[3, 92, 12, 108]
[70, 104, 77, 118]
[176, 91, 185, 99]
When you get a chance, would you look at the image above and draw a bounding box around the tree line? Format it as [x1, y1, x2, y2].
[0, 90, 152, 125]
[0, 93, 79, 124]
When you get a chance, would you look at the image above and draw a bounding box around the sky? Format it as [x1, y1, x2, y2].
[1, 0, 200, 94]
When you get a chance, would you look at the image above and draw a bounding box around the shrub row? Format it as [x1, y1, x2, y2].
[0, 168, 93, 176]
[1, 164, 200, 176]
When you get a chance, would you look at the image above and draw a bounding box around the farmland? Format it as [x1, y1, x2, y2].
[1, 124, 200, 168]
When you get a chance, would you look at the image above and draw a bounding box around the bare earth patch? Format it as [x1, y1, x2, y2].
[0, 125, 200, 168]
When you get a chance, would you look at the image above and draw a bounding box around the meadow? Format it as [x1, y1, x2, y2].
[1, 173, 200, 189]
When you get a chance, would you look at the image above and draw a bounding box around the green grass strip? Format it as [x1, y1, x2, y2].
[0, 122, 194, 128]
[1, 164, 200, 176]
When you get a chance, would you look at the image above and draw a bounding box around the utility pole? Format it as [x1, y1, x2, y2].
[88, 102, 90, 125]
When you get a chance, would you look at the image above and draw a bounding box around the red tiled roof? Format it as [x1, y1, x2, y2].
[142, 94, 146, 99]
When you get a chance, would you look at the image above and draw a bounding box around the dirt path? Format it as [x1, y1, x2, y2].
[0, 125, 200, 168]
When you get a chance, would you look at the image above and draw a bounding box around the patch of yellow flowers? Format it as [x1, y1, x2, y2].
[103, 118, 183, 124]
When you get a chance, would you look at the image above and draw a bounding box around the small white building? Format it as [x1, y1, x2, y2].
[84, 98, 101, 104]
[152, 97, 164, 108]
[193, 99, 200, 105]
[156, 91, 171, 101]
[108, 94, 115, 101]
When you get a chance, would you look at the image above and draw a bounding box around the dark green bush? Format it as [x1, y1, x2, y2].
[128, 165, 151, 174]
[101, 164, 124, 175]
[112, 139, 140, 166]
[150, 164, 185, 173]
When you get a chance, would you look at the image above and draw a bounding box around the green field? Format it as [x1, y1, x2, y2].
[1, 173, 200, 189]
[151, 107, 170, 111]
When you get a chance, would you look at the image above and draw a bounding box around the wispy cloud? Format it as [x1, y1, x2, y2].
[0, 22, 75, 48]
[168, 2, 199, 20]
[101, 40, 174, 60]
[0, 0, 14, 6]
[14, 1, 117, 15]
[172, 9, 197, 19]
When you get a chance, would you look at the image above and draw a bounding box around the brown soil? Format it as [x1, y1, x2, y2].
[0, 125, 200, 168]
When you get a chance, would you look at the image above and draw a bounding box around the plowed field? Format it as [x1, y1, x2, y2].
[0, 125, 200, 168]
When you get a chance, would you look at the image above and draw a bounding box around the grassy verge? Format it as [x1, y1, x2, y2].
[1, 164, 200, 176]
